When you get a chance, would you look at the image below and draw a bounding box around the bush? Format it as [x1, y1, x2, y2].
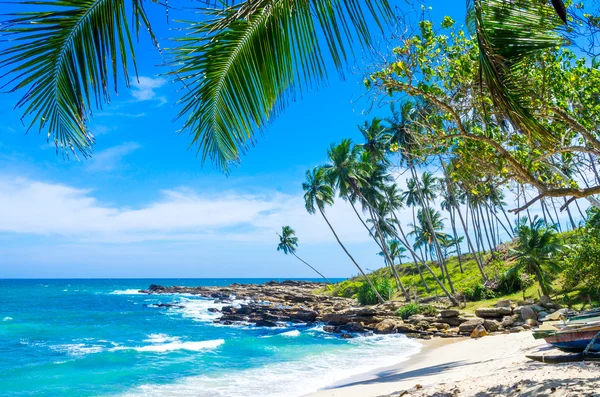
[497, 269, 533, 295]
[356, 277, 392, 305]
[396, 303, 420, 319]
[463, 283, 497, 301]
[332, 280, 363, 298]
[396, 303, 438, 319]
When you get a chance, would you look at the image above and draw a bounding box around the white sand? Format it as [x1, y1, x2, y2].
[306, 332, 600, 397]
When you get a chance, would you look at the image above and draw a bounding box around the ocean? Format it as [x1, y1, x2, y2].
[0, 279, 421, 397]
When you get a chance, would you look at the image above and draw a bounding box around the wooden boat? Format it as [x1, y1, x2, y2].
[544, 325, 600, 353]
[526, 352, 600, 364]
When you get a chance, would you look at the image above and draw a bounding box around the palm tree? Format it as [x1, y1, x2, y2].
[471, 0, 566, 144]
[277, 226, 333, 285]
[358, 118, 392, 162]
[510, 216, 563, 297]
[409, 208, 450, 264]
[302, 166, 385, 303]
[0, 0, 393, 171]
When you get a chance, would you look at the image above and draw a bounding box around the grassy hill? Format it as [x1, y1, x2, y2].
[321, 230, 599, 313]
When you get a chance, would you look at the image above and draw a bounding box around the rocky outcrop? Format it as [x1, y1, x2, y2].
[475, 307, 513, 318]
[142, 282, 464, 339]
[459, 319, 484, 334]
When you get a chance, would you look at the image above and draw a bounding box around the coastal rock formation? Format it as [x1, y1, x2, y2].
[141, 281, 462, 339]
[475, 307, 513, 318]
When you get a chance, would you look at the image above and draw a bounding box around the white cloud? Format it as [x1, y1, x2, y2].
[87, 142, 140, 172]
[0, 176, 377, 245]
[130, 76, 167, 103]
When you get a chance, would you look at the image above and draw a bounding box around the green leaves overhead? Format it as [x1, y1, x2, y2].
[0, 0, 154, 156]
[170, 0, 392, 171]
[472, 0, 566, 144]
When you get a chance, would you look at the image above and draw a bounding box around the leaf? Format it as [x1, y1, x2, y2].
[0, 0, 155, 156]
[169, 0, 392, 171]
[471, 0, 566, 145]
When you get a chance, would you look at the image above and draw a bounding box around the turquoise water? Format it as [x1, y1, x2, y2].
[0, 279, 421, 397]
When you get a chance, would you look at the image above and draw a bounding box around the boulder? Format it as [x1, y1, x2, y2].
[339, 322, 364, 333]
[416, 320, 431, 330]
[430, 322, 451, 331]
[475, 307, 513, 318]
[323, 325, 340, 333]
[520, 306, 538, 322]
[439, 309, 460, 318]
[510, 326, 525, 333]
[483, 319, 500, 332]
[395, 323, 417, 333]
[459, 318, 484, 334]
[436, 317, 467, 327]
[495, 300, 513, 308]
[525, 318, 538, 327]
[374, 319, 402, 334]
[341, 333, 354, 339]
[255, 319, 279, 327]
[501, 315, 516, 328]
[470, 324, 488, 338]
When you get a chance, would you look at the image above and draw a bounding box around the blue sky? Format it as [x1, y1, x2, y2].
[0, 2, 585, 278]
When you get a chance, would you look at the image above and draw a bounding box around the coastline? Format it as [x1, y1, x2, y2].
[307, 332, 600, 397]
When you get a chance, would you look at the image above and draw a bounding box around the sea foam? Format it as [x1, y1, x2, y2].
[133, 339, 224, 353]
[3, 317, 12, 321]
[110, 289, 143, 295]
[117, 333, 420, 397]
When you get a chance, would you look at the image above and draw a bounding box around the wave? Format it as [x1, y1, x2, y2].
[142, 333, 180, 344]
[3, 317, 12, 321]
[49, 343, 105, 356]
[117, 334, 421, 397]
[280, 330, 300, 338]
[132, 339, 224, 353]
[110, 289, 143, 295]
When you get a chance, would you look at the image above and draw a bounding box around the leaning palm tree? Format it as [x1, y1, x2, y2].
[0, 0, 392, 171]
[277, 226, 333, 285]
[510, 216, 563, 297]
[302, 166, 385, 303]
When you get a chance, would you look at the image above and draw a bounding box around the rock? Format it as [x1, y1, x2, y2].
[416, 320, 431, 330]
[522, 324, 532, 330]
[430, 322, 451, 331]
[539, 295, 552, 307]
[323, 325, 340, 333]
[439, 309, 460, 318]
[501, 315, 516, 328]
[148, 284, 166, 292]
[436, 317, 468, 327]
[525, 318, 538, 327]
[374, 319, 402, 334]
[475, 307, 513, 318]
[341, 333, 354, 339]
[339, 322, 364, 333]
[395, 323, 417, 333]
[483, 319, 500, 332]
[207, 307, 220, 313]
[470, 324, 488, 338]
[495, 300, 513, 308]
[537, 311, 549, 320]
[510, 326, 524, 333]
[520, 306, 538, 322]
[255, 319, 279, 327]
[459, 319, 484, 334]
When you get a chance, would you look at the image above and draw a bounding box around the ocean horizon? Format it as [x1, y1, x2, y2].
[0, 278, 421, 397]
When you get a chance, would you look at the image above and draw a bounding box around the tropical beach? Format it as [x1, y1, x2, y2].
[2, 0, 600, 396]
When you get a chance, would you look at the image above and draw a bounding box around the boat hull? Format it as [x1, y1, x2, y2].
[545, 328, 600, 353]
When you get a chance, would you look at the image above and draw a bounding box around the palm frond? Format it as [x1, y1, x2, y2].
[472, 0, 566, 145]
[170, 0, 392, 171]
[0, 0, 155, 156]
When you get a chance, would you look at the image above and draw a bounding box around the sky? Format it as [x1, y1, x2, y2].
[0, 2, 588, 278]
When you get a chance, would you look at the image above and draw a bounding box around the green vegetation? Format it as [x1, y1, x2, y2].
[396, 303, 438, 319]
[356, 277, 393, 305]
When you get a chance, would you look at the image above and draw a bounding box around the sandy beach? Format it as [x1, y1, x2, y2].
[308, 332, 600, 397]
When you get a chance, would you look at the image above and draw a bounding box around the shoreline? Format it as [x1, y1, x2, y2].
[307, 332, 600, 397]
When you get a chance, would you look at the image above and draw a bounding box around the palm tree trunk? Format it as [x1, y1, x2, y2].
[479, 205, 495, 254]
[408, 165, 454, 293]
[498, 202, 514, 239]
[291, 252, 333, 285]
[394, 213, 430, 293]
[563, 197, 577, 229]
[449, 207, 464, 273]
[389, 211, 458, 305]
[549, 199, 563, 232]
[317, 206, 385, 303]
[348, 199, 406, 298]
[484, 204, 498, 248]
[458, 200, 487, 281]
